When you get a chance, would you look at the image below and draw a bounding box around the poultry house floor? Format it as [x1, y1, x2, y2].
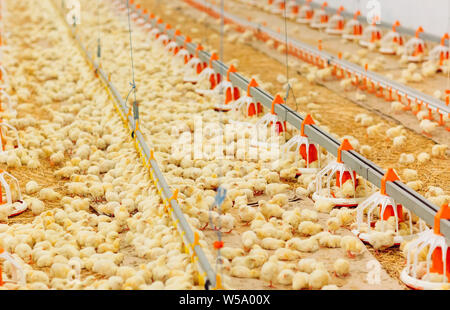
[203, 192, 404, 290]
[1, 0, 202, 288]
[138, 0, 449, 289]
[0, 0, 446, 291]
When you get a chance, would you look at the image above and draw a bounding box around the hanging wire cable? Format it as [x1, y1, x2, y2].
[97, 0, 101, 60]
[282, 0, 298, 111]
[202, 0, 209, 47]
[125, 0, 138, 132]
[447, 1, 450, 92]
[208, 0, 226, 286]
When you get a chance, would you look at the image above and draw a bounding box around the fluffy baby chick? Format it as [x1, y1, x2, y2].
[231, 265, 259, 279]
[367, 230, 396, 251]
[399, 153, 415, 164]
[92, 259, 117, 277]
[261, 237, 285, 250]
[403, 169, 418, 182]
[309, 269, 331, 290]
[269, 193, 289, 207]
[340, 235, 364, 258]
[277, 269, 295, 286]
[241, 230, 258, 250]
[287, 237, 319, 253]
[313, 231, 342, 248]
[333, 259, 350, 277]
[274, 248, 301, 261]
[25, 181, 41, 194]
[314, 199, 335, 213]
[417, 152, 430, 163]
[39, 188, 61, 201]
[298, 221, 323, 236]
[49, 151, 65, 166]
[326, 217, 341, 233]
[292, 272, 309, 290]
[259, 200, 284, 219]
[300, 209, 318, 222]
[265, 183, 290, 196]
[30, 198, 45, 215]
[431, 144, 447, 158]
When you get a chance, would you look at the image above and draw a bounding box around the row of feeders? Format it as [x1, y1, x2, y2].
[0, 59, 27, 219]
[267, 1, 447, 65]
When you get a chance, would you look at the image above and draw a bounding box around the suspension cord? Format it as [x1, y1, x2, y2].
[202, 0, 208, 47]
[126, 0, 138, 133]
[283, 0, 298, 111]
[97, 0, 101, 60]
[447, 2, 450, 92]
[216, 0, 225, 282]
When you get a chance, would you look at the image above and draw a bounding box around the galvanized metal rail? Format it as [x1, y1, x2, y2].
[53, 0, 219, 289]
[129, 0, 450, 241]
[189, 0, 450, 118]
[294, 0, 444, 44]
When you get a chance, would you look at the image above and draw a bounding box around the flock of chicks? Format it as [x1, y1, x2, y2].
[74, 0, 447, 289]
[0, 0, 446, 290]
[0, 0, 202, 290]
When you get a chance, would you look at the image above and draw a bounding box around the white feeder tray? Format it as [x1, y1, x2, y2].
[283, 135, 321, 175]
[312, 161, 365, 207]
[177, 48, 190, 63]
[296, 3, 314, 24]
[183, 57, 203, 83]
[0, 66, 10, 89]
[352, 192, 414, 245]
[156, 34, 169, 46]
[0, 250, 26, 286]
[428, 34, 449, 67]
[405, 38, 426, 62]
[0, 171, 27, 217]
[428, 45, 449, 64]
[379, 21, 403, 55]
[404, 27, 426, 62]
[249, 113, 285, 150]
[310, 5, 329, 29]
[149, 28, 160, 38]
[231, 94, 253, 115]
[270, 0, 284, 14]
[213, 88, 234, 112]
[0, 122, 21, 155]
[359, 24, 382, 48]
[136, 17, 146, 26]
[325, 9, 345, 35]
[130, 12, 139, 20]
[165, 41, 178, 53]
[342, 16, 363, 41]
[0, 90, 15, 112]
[143, 23, 152, 31]
[401, 229, 449, 290]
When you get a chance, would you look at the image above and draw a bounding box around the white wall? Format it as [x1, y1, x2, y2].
[310, 0, 450, 38]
